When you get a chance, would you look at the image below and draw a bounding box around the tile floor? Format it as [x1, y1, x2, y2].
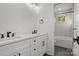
[55, 46, 73, 56]
[44, 46, 73, 56]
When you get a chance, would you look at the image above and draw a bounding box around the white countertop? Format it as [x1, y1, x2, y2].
[0, 33, 47, 47]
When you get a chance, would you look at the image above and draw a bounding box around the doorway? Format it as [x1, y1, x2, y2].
[54, 3, 74, 56]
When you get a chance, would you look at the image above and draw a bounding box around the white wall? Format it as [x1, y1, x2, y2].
[0, 3, 38, 35]
[36, 4, 55, 55]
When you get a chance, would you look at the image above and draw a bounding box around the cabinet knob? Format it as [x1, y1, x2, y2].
[19, 53, 21, 56]
[34, 48, 36, 51]
[34, 40, 36, 42]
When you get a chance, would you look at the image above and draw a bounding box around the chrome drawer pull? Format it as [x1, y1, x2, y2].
[19, 53, 21, 56]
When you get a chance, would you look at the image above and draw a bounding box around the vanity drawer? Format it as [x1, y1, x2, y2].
[30, 38, 38, 45]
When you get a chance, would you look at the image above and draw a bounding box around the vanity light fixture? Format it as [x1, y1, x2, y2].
[26, 3, 40, 12]
[58, 8, 62, 11]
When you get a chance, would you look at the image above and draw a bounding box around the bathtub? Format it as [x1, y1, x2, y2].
[55, 36, 73, 49]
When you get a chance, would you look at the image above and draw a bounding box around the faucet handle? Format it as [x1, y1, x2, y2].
[12, 33, 15, 37]
[1, 34, 4, 38]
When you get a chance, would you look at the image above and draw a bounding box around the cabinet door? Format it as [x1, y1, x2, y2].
[0, 45, 18, 56]
[36, 35, 47, 56]
[0, 39, 30, 56]
[10, 47, 30, 56]
[30, 34, 48, 56]
[20, 47, 30, 56]
[10, 51, 20, 56]
[41, 39, 46, 54]
[37, 38, 47, 56]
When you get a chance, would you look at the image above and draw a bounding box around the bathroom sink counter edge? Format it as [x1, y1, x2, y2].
[0, 33, 48, 47]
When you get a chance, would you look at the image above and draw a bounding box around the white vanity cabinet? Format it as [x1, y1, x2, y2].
[30, 34, 48, 56]
[37, 36, 47, 56]
[0, 39, 30, 56]
[0, 33, 48, 56]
